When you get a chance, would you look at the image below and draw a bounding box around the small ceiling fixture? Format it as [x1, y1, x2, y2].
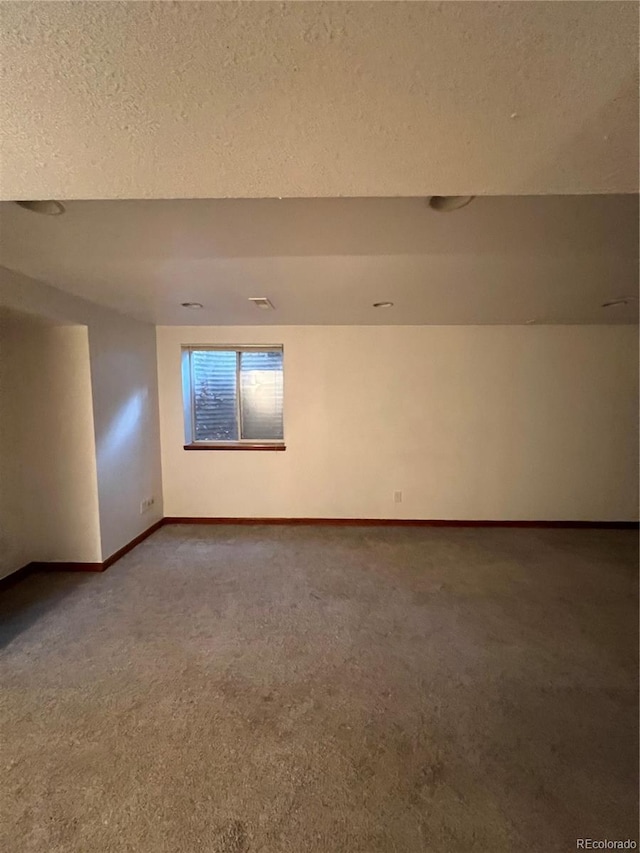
[15, 200, 65, 216]
[181, 301, 203, 309]
[373, 301, 394, 308]
[428, 196, 475, 212]
[248, 297, 274, 310]
[601, 297, 635, 308]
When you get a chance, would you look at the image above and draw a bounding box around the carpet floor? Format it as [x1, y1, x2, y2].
[1, 524, 638, 852]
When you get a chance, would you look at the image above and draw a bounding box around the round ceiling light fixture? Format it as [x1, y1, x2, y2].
[428, 196, 475, 212]
[373, 301, 394, 308]
[601, 297, 635, 308]
[15, 200, 65, 216]
[181, 301, 204, 309]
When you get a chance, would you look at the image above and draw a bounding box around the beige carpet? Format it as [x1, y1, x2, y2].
[1, 524, 638, 852]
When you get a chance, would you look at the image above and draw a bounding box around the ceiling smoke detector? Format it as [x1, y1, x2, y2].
[428, 196, 475, 212]
[248, 297, 274, 310]
[15, 200, 65, 216]
[373, 301, 394, 308]
[181, 302, 203, 309]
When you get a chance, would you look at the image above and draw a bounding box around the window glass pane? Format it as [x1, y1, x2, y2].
[192, 350, 238, 441]
[240, 350, 283, 440]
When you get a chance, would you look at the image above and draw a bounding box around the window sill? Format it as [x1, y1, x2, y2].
[183, 443, 286, 452]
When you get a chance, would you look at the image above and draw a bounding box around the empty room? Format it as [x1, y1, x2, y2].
[0, 3, 638, 852]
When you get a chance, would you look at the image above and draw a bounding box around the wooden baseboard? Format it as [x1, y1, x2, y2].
[102, 519, 164, 569]
[163, 517, 639, 529]
[0, 562, 38, 592]
[3, 515, 636, 591]
[1, 519, 165, 586]
[32, 561, 104, 572]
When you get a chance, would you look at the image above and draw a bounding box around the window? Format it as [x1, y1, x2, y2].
[181, 346, 285, 450]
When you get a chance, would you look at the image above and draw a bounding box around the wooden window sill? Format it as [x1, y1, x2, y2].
[184, 443, 286, 451]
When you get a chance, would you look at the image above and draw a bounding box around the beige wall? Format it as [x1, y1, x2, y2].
[88, 318, 163, 559]
[0, 268, 164, 564]
[0, 312, 101, 578]
[157, 325, 639, 522]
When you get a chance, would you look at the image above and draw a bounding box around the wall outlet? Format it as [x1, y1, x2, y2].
[140, 496, 155, 514]
[393, 490, 403, 503]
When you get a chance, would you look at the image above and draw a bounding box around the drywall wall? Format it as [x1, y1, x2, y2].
[0, 311, 101, 578]
[0, 267, 163, 563]
[157, 325, 639, 521]
[1, 2, 638, 200]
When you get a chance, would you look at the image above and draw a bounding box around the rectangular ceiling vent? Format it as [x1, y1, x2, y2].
[248, 297, 274, 310]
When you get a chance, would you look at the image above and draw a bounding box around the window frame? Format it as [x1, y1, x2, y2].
[181, 345, 286, 451]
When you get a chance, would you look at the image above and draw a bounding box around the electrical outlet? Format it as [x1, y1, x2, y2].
[393, 490, 403, 503]
[140, 496, 155, 514]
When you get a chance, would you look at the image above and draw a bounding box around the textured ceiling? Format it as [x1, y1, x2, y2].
[0, 196, 637, 326]
[1, 1, 638, 201]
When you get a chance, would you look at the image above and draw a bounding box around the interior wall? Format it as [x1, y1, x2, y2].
[0, 312, 101, 578]
[157, 325, 639, 522]
[0, 267, 164, 563]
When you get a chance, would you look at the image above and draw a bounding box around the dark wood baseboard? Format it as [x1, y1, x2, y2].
[32, 561, 104, 572]
[1, 519, 164, 587]
[0, 562, 38, 592]
[3, 515, 637, 591]
[102, 519, 164, 569]
[163, 517, 640, 530]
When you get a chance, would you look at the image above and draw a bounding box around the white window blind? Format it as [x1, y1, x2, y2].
[183, 347, 284, 444]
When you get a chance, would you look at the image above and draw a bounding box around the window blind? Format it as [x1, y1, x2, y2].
[187, 347, 284, 443]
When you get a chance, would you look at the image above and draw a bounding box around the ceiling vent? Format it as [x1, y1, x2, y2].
[248, 297, 274, 310]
